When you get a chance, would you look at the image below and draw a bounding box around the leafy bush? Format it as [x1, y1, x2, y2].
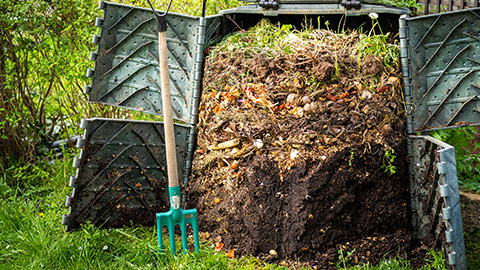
[0, 0, 100, 166]
[0, 0, 243, 168]
[376, 0, 422, 15]
[117, 0, 243, 16]
[431, 127, 480, 193]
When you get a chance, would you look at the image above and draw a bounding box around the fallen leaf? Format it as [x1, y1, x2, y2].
[214, 105, 224, 113]
[362, 105, 370, 114]
[354, 81, 363, 91]
[244, 83, 274, 107]
[223, 92, 236, 102]
[326, 94, 337, 101]
[293, 78, 304, 89]
[215, 242, 224, 252]
[229, 86, 241, 98]
[226, 249, 235, 258]
[377, 85, 388, 93]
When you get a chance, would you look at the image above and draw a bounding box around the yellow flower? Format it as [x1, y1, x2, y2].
[39, 213, 44, 217]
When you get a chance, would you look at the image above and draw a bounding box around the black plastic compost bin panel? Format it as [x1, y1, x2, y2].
[62, 118, 194, 231]
[220, 0, 408, 33]
[408, 135, 466, 269]
[400, 9, 480, 133]
[85, 1, 222, 124]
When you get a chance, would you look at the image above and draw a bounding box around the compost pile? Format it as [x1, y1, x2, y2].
[188, 21, 413, 268]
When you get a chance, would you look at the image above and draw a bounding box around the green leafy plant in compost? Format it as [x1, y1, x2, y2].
[381, 148, 397, 175]
[349, 149, 355, 167]
[210, 20, 297, 59]
[354, 15, 400, 73]
[334, 246, 356, 269]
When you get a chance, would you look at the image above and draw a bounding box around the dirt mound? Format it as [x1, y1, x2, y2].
[188, 21, 414, 267]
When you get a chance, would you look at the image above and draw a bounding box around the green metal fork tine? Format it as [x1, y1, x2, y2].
[156, 187, 200, 255]
[182, 209, 199, 252]
[156, 218, 164, 253]
[168, 223, 176, 254]
[180, 221, 188, 253]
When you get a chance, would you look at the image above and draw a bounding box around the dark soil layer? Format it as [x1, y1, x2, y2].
[188, 24, 417, 268]
[460, 191, 480, 269]
[190, 143, 411, 267]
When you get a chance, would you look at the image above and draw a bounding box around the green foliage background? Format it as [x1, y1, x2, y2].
[431, 127, 480, 193]
[1, 0, 97, 165]
[0, 0, 241, 169]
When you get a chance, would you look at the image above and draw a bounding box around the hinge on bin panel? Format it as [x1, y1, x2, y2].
[259, 0, 279, 10]
[341, 0, 361, 10]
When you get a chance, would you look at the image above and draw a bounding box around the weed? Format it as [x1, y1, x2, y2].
[303, 76, 321, 92]
[349, 149, 355, 167]
[334, 246, 356, 268]
[209, 20, 297, 59]
[419, 249, 448, 270]
[334, 44, 340, 79]
[354, 15, 400, 73]
[381, 148, 397, 175]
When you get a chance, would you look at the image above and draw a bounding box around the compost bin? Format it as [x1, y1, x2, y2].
[63, 1, 480, 269]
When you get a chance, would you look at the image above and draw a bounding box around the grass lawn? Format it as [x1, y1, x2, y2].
[0, 154, 454, 270]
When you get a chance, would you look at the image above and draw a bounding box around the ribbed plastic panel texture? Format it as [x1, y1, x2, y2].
[85, 1, 219, 124]
[400, 9, 480, 133]
[221, 3, 408, 16]
[63, 118, 194, 231]
[408, 135, 466, 269]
